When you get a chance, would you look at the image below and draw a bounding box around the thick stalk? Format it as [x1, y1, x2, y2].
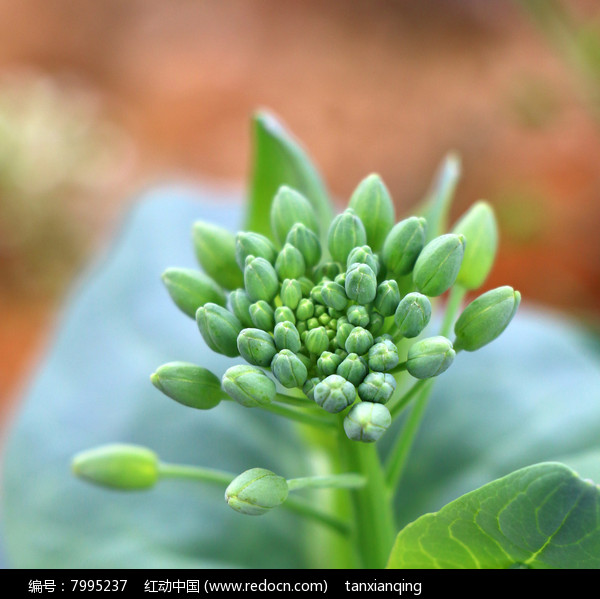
[340, 430, 396, 569]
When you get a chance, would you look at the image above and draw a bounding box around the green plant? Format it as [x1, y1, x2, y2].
[64, 112, 600, 569]
[3, 115, 600, 568]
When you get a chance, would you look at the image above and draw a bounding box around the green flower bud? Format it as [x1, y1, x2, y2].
[222, 365, 276, 407]
[193, 221, 243, 290]
[454, 286, 521, 351]
[335, 321, 354, 350]
[296, 320, 307, 336]
[303, 377, 321, 401]
[328, 306, 344, 318]
[314, 304, 327, 317]
[313, 261, 343, 283]
[336, 352, 369, 386]
[320, 281, 348, 311]
[394, 292, 432, 338]
[298, 276, 314, 297]
[296, 298, 315, 321]
[348, 174, 395, 252]
[275, 243, 306, 280]
[244, 255, 279, 303]
[334, 272, 346, 288]
[274, 306, 296, 325]
[310, 284, 324, 305]
[345, 326, 374, 356]
[317, 351, 344, 377]
[319, 313, 331, 327]
[347, 305, 370, 327]
[162, 267, 226, 319]
[273, 321, 302, 352]
[249, 300, 275, 331]
[150, 362, 224, 410]
[237, 328, 277, 367]
[225, 468, 288, 516]
[271, 186, 319, 246]
[345, 263, 377, 305]
[196, 303, 242, 357]
[381, 216, 427, 276]
[271, 349, 308, 389]
[327, 209, 367, 264]
[367, 340, 399, 372]
[228, 288, 254, 328]
[280, 279, 303, 310]
[307, 317, 320, 330]
[367, 312, 384, 336]
[344, 402, 391, 443]
[406, 336, 455, 379]
[235, 231, 277, 269]
[413, 234, 466, 297]
[305, 326, 329, 355]
[358, 372, 396, 404]
[296, 351, 312, 371]
[72, 444, 158, 490]
[373, 279, 400, 317]
[286, 223, 322, 268]
[452, 201, 498, 290]
[347, 245, 379, 275]
[313, 374, 356, 413]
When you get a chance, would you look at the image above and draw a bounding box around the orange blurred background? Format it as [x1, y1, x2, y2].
[1, 0, 600, 418]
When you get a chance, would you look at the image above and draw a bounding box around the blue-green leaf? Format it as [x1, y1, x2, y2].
[246, 111, 332, 240]
[387, 462, 600, 569]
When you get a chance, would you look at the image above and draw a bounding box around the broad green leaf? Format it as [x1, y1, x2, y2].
[421, 153, 461, 241]
[0, 187, 312, 568]
[246, 111, 332, 241]
[388, 462, 600, 569]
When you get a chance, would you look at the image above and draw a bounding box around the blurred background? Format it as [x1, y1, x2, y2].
[1, 0, 600, 420]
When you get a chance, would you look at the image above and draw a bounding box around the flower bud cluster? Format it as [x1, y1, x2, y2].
[156, 177, 520, 444]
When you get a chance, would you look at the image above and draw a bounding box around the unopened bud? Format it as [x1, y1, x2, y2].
[343, 403, 391, 443]
[394, 292, 432, 338]
[406, 336, 455, 379]
[222, 365, 276, 407]
[327, 209, 367, 264]
[162, 268, 226, 319]
[196, 303, 242, 357]
[382, 217, 427, 276]
[225, 468, 288, 516]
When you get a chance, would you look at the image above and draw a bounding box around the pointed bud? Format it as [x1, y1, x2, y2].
[305, 326, 329, 355]
[274, 321, 301, 352]
[150, 362, 224, 409]
[373, 280, 400, 317]
[358, 372, 396, 404]
[321, 281, 348, 311]
[297, 276, 314, 297]
[222, 365, 276, 407]
[345, 326, 374, 356]
[413, 234, 466, 297]
[452, 201, 498, 290]
[237, 328, 277, 367]
[275, 243, 306, 280]
[336, 352, 369, 386]
[317, 351, 344, 377]
[327, 209, 367, 264]
[367, 340, 399, 372]
[343, 403, 391, 443]
[382, 217, 427, 276]
[394, 292, 432, 338]
[196, 303, 242, 357]
[407, 336, 455, 379]
[454, 286, 521, 351]
[228, 289, 254, 327]
[244, 255, 279, 303]
[303, 377, 321, 401]
[286, 223, 322, 268]
[314, 374, 356, 413]
[235, 231, 277, 269]
[271, 349, 308, 389]
[72, 444, 158, 490]
[249, 300, 275, 331]
[348, 174, 395, 252]
[347, 245, 379, 275]
[225, 468, 288, 516]
[193, 222, 243, 290]
[280, 279, 303, 310]
[296, 298, 315, 321]
[335, 322, 355, 351]
[313, 261, 343, 282]
[367, 312, 384, 336]
[274, 306, 296, 325]
[271, 186, 319, 246]
[162, 268, 226, 319]
[345, 263, 377, 305]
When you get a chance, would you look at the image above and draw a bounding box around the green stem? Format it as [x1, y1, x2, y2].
[384, 381, 434, 494]
[275, 392, 314, 407]
[283, 496, 351, 537]
[388, 379, 429, 419]
[260, 402, 336, 429]
[158, 463, 234, 486]
[440, 284, 466, 338]
[340, 432, 396, 569]
[287, 473, 365, 492]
